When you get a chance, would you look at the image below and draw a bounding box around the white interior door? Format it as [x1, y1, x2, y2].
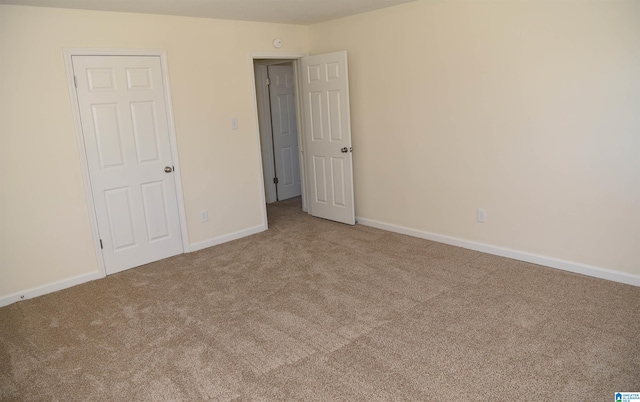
[72, 55, 183, 275]
[268, 64, 302, 201]
[301, 51, 355, 225]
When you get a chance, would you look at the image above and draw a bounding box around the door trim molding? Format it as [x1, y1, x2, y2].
[63, 48, 190, 278]
[254, 63, 277, 203]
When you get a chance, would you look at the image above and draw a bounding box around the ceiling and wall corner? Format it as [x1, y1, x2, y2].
[0, 0, 418, 24]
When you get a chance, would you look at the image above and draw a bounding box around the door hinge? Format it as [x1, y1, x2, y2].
[99, 239, 103, 249]
[273, 177, 279, 184]
[73, 75, 78, 88]
[266, 77, 271, 86]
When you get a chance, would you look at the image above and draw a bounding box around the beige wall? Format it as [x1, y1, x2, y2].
[308, 1, 640, 274]
[0, 5, 308, 297]
[1, 1, 638, 301]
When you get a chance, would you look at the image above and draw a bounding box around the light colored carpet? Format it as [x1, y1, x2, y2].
[1, 197, 639, 400]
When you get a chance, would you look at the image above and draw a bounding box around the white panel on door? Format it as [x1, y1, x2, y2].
[281, 147, 294, 185]
[326, 62, 340, 80]
[307, 65, 321, 82]
[73, 55, 183, 275]
[92, 103, 124, 169]
[331, 157, 346, 207]
[104, 187, 136, 251]
[287, 94, 296, 129]
[313, 156, 327, 204]
[327, 90, 342, 142]
[277, 94, 290, 134]
[126, 68, 153, 90]
[130, 101, 160, 164]
[87, 69, 116, 92]
[140, 181, 170, 242]
[309, 92, 324, 141]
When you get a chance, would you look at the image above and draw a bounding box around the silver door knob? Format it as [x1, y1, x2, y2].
[164, 166, 173, 173]
[341, 147, 348, 153]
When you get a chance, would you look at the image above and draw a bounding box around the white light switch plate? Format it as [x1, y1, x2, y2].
[477, 208, 486, 223]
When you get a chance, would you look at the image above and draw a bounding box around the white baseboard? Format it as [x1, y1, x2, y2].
[0, 271, 104, 308]
[356, 217, 640, 287]
[0, 225, 268, 308]
[3, 219, 634, 309]
[190, 223, 267, 252]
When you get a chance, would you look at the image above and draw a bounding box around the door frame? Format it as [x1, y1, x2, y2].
[254, 60, 301, 203]
[249, 52, 308, 225]
[63, 48, 190, 278]
[254, 61, 278, 204]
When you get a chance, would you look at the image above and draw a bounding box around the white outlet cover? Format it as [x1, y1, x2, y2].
[477, 209, 486, 223]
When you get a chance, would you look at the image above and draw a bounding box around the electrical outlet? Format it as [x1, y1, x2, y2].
[231, 118, 238, 130]
[200, 210, 208, 223]
[477, 208, 486, 223]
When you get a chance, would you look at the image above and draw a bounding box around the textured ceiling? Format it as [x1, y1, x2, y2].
[0, 0, 418, 25]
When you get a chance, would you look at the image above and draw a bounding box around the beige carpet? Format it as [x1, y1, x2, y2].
[1, 197, 639, 400]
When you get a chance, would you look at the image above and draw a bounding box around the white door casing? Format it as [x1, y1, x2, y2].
[268, 64, 302, 201]
[255, 63, 277, 204]
[72, 55, 184, 275]
[301, 51, 355, 225]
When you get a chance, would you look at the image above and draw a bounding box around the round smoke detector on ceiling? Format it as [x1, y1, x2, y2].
[272, 38, 283, 48]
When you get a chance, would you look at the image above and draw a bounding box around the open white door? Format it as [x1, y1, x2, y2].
[268, 64, 302, 201]
[301, 51, 355, 225]
[72, 55, 184, 275]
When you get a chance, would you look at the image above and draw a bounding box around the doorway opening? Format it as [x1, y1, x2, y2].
[252, 51, 355, 226]
[254, 58, 306, 210]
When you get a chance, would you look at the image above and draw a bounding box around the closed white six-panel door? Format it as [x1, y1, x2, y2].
[72, 55, 183, 275]
[301, 51, 355, 225]
[268, 64, 302, 201]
